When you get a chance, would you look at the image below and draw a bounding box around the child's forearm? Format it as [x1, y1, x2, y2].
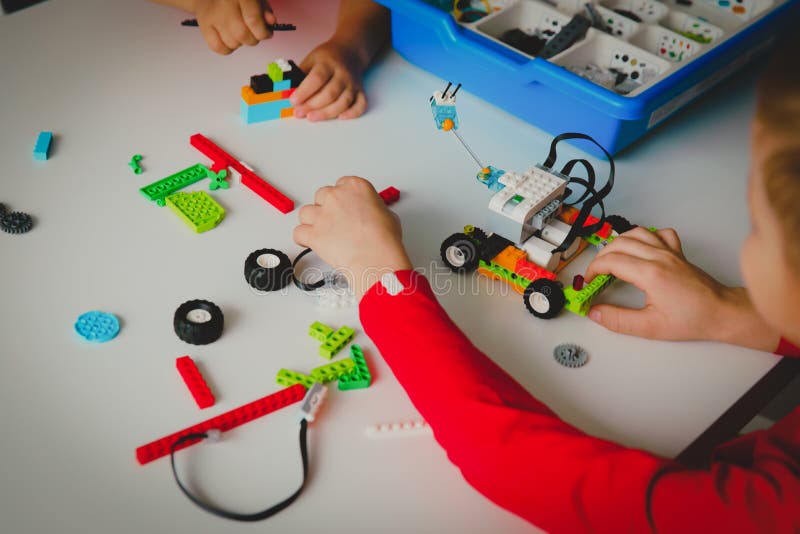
[330, 0, 390, 71]
[151, 0, 197, 13]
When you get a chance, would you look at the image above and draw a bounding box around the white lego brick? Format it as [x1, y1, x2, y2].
[431, 90, 456, 106]
[276, 58, 291, 72]
[539, 219, 571, 246]
[489, 167, 567, 226]
[366, 420, 432, 439]
[521, 235, 561, 271]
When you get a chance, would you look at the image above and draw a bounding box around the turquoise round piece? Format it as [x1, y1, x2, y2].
[75, 311, 120, 343]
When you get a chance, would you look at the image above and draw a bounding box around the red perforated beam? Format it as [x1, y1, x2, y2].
[190, 133, 295, 213]
[135, 384, 306, 465]
[176, 356, 215, 409]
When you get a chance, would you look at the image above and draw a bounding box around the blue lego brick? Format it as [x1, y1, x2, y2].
[272, 79, 291, 91]
[33, 132, 53, 161]
[476, 165, 506, 192]
[240, 98, 292, 124]
[431, 102, 458, 130]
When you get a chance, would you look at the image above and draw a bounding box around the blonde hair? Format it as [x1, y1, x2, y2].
[756, 33, 800, 267]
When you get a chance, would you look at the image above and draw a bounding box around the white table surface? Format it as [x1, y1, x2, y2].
[0, 1, 781, 533]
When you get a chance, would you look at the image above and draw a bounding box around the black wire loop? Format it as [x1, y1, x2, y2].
[170, 419, 309, 522]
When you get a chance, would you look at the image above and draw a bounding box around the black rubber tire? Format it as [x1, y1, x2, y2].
[244, 249, 293, 292]
[440, 233, 480, 273]
[606, 214, 635, 234]
[174, 300, 224, 345]
[523, 279, 566, 319]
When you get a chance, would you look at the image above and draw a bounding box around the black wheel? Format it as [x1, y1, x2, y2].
[244, 248, 293, 292]
[440, 233, 480, 273]
[606, 215, 635, 234]
[174, 300, 224, 345]
[523, 279, 565, 319]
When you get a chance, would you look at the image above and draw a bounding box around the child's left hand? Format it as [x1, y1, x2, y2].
[290, 40, 368, 121]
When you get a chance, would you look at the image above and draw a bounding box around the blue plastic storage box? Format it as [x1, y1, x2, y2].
[377, 0, 798, 154]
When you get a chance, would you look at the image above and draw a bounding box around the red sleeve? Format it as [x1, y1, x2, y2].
[360, 270, 800, 533]
[776, 338, 800, 357]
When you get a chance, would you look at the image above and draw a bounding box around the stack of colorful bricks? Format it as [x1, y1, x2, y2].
[241, 58, 306, 124]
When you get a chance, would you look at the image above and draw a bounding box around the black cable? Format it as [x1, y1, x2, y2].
[170, 419, 309, 522]
[292, 248, 326, 292]
[541, 133, 615, 253]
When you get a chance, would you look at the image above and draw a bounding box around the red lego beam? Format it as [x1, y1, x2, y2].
[190, 133, 295, 214]
[135, 384, 305, 465]
[176, 356, 215, 409]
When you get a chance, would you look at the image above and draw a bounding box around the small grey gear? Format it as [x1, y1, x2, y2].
[553, 343, 588, 368]
[1, 211, 33, 234]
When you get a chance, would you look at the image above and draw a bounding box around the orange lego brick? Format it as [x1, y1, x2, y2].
[241, 86, 282, 105]
[493, 245, 526, 272]
[280, 107, 294, 118]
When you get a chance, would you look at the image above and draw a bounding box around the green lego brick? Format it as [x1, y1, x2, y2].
[267, 62, 283, 82]
[165, 191, 225, 233]
[308, 321, 334, 342]
[275, 369, 316, 389]
[139, 163, 213, 206]
[310, 358, 355, 384]
[338, 344, 372, 391]
[479, 260, 532, 292]
[319, 326, 355, 360]
[563, 274, 615, 316]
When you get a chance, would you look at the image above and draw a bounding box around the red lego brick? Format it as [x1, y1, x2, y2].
[189, 133, 295, 213]
[280, 88, 296, 99]
[378, 186, 400, 206]
[176, 356, 215, 409]
[135, 384, 305, 465]
[241, 172, 294, 214]
[558, 205, 612, 239]
[514, 257, 557, 282]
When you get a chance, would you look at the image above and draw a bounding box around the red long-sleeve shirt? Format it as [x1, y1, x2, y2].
[360, 270, 800, 533]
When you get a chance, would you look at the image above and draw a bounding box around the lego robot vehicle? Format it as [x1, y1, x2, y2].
[431, 82, 635, 319]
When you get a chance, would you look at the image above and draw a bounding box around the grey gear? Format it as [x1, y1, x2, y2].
[553, 343, 588, 368]
[0, 211, 33, 234]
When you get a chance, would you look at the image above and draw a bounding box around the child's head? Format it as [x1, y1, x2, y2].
[741, 33, 800, 343]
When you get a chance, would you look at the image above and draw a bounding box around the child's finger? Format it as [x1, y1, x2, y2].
[307, 89, 356, 122]
[339, 91, 367, 120]
[228, 22, 258, 46]
[588, 303, 664, 339]
[301, 77, 347, 111]
[584, 251, 658, 291]
[200, 25, 233, 55]
[291, 64, 334, 106]
[262, 1, 277, 25]
[293, 224, 314, 248]
[615, 226, 668, 248]
[298, 204, 320, 225]
[240, 0, 270, 40]
[314, 185, 335, 206]
[655, 228, 683, 254]
[594, 236, 671, 265]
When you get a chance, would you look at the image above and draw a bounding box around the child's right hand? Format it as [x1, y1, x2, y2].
[293, 177, 412, 298]
[584, 227, 780, 351]
[194, 0, 276, 55]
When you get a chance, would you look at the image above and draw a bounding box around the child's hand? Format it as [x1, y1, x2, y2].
[293, 177, 412, 297]
[290, 41, 368, 121]
[584, 227, 779, 351]
[195, 0, 276, 55]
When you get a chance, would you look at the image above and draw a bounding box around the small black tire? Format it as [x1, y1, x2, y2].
[606, 215, 635, 234]
[244, 248, 293, 292]
[523, 279, 565, 319]
[174, 300, 224, 345]
[440, 233, 480, 273]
